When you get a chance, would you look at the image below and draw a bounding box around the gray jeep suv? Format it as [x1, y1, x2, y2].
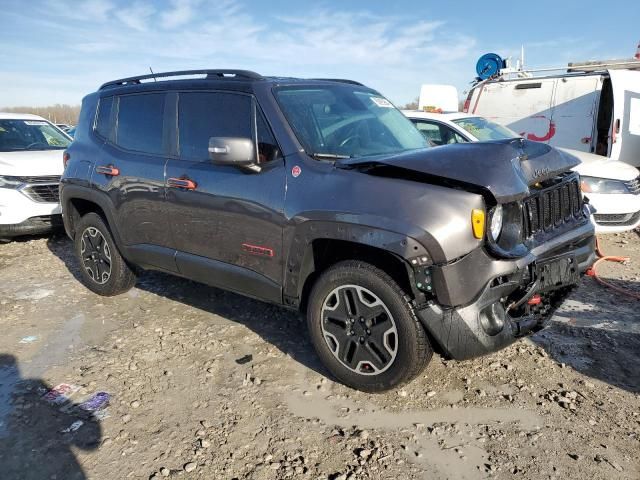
[60, 70, 595, 391]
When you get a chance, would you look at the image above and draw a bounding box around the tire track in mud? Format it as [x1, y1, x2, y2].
[284, 382, 543, 479]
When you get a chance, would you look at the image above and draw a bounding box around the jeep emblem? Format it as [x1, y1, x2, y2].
[534, 167, 550, 178]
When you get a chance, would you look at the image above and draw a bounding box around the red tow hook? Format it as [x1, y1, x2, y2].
[527, 294, 542, 306]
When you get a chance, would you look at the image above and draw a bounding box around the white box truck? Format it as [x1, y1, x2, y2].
[463, 60, 640, 167]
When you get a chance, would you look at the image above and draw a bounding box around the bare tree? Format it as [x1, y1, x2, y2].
[1, 104, 81, 125]
[400, 97, 419, 110]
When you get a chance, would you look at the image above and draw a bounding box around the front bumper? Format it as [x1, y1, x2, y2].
[587, 192, 640, 233]
[0, 186, 61, 225]
[417, 220, 596, 360]
[0, 214, 63, 237]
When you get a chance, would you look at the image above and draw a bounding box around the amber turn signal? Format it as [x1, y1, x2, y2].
[471, 209, 485, 239]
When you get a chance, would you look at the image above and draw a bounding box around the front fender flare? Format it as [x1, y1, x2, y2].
[282, 220, 431, 304]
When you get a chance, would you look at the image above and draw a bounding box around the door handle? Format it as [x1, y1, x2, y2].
[96, 165, 120, 176]
[167, 177, 197, 190]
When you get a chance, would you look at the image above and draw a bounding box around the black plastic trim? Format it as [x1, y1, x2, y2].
[175, 251, 282, 304]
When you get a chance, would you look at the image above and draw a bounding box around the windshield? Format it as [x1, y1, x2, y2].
[0, 119, 71, 152]
[452, 117, 520, 141]
[274, 85, 428, 158]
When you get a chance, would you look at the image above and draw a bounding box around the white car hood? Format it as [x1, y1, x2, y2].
[560, 148, 639, 181]
[0, 149, 64, 177]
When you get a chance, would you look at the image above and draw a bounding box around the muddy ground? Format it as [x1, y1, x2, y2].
[0, 229, 638, 480]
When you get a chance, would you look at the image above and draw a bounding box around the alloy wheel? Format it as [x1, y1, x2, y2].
[321, 284, 398, 375]
[80, 227, 112, 284]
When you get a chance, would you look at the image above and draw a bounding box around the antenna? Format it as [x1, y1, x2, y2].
[149, 67, 157, 82]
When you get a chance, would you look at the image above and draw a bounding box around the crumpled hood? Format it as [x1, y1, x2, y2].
[338, 139, 580, 203]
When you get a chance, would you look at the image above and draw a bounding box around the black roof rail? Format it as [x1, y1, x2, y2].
[99, 69, 264, 90]
[311, 78, 365, 86]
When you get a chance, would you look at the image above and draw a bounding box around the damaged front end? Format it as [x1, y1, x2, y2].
[338, 139, 597, 360]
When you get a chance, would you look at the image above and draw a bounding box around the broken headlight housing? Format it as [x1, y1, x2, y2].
[487, 202, 527, 258]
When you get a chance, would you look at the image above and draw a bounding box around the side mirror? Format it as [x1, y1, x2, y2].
[208, 137, 257, 168]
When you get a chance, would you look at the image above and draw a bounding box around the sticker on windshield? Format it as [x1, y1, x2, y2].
[24, 121, 48, 126]
[370, 97, 394, 108]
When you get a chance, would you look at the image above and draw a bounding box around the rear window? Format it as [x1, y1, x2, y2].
[95, 96, 114, 139]
[115, 93, 165, 154]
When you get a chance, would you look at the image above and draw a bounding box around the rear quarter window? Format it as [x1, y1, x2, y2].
[95, 96, 114, 139]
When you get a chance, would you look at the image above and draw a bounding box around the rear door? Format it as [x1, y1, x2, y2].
[90, 92, 175, 271]
[549, 75, 601, 152]
[609, 70, 640, 167]
[164, 90, 286, 301]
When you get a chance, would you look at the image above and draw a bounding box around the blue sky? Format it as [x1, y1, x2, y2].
[1, 0, 638, 107]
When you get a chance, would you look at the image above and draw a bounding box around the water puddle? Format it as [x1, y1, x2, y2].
[14, 288, 54, 301]
[285, 391, 542, 479]
[23, 313, 87, 377]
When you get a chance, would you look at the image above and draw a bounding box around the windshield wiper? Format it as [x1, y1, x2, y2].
[309, 152, 352, 160]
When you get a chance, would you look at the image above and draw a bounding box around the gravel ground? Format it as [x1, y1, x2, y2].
[0, 229, 638, 480]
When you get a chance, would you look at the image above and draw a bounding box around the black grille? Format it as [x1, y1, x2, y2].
[17, 175, 61, 184]
[625, 176, 640, 195]
[22, 184, 60, 203]
[523, 175, 583, 238]
[594, 211, 640, 227]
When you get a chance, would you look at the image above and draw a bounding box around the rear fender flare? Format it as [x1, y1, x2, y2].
[60, 184, 123, 247]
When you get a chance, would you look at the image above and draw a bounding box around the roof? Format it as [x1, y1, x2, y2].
[0, 112, 49, 121]
[401, 110, 475, 121]
[98, 69, 367, 92]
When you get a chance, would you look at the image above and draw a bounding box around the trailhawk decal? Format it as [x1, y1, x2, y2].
[242, 243, 275, 257]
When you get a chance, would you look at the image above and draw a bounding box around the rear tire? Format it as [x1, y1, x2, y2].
[307, 260, 432, 392]
[74, 212, 136, 296]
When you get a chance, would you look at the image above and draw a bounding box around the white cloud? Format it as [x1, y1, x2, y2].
[115, 1, 156, 31]
[42, 0, 115, 22]
[161, 0, 198, 29]
[1, 0, 479, 106]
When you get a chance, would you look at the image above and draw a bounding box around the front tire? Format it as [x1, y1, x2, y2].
[307, 261, 432, 392]
[74, 212, 136, 296]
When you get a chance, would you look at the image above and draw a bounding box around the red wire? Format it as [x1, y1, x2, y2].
[585, 236, 640, 301]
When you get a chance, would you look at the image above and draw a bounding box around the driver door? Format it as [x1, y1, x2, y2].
[164, 91, 286, 300]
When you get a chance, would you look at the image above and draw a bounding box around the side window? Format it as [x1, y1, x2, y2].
[413, 121, 467, 145]
[115, 93, 165, 154]
[178, 92, 252, 161]
[439, 125, 467, 144]
[256, 108, 280, 163]
[414, 121, 443, 145]
[95, 96, 114, 139]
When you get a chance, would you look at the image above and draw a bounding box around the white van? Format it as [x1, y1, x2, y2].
[463, 62, 640, 167]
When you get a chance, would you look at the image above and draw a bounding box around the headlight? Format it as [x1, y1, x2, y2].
[489, 205, 503, 241]
[487, 202, 527, 258]
[0, 176, 24, 189]
[580, 176, 629, 194]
